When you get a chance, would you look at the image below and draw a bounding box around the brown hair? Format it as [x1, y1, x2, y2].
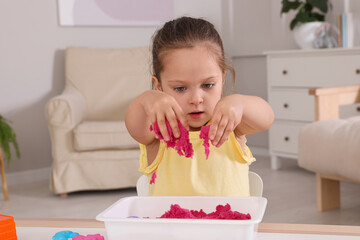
[151, 16, 235, 89]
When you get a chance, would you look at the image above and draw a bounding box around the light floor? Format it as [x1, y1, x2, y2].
[1, 156, 360, 226]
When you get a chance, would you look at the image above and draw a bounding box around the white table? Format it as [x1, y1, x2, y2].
[15, 218, 360, 240]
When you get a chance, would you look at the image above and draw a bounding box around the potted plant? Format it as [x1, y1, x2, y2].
[0, 115, 21, 165]
[281, 0, 331, 49]
[281, 0, 329, 30]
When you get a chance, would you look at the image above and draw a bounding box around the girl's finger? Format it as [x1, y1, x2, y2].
[149, 115, 157, 130]
[156, 113, 170, 141]
[209, 112, 222, 141]
[212, 116, 228, 146]
[172, 104, 188, 131]
[166, 110, 180, 138]
[216, 121, 235, 147]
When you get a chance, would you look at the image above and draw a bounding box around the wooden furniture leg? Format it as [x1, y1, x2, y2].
[309, 85, 360, 211]
[0, 149, 9, 200]
[316, 173, 340, 211]
[60, 193, 68, 198]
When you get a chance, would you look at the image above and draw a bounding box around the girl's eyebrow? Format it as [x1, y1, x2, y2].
[167, 76, 219, 83]
[203, 76, 218, 81]
[167, 80, 186, 83]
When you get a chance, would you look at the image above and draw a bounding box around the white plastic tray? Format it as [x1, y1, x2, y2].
[96, 196, 267, 240]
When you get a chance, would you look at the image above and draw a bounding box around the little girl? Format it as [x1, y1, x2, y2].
[125, 17, 274, 196]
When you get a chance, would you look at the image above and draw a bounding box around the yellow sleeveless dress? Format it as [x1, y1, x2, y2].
[138, 130, 255, 196]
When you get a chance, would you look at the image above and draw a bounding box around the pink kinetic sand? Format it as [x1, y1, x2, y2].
[150, 171, 157, 184]
[160, 204, 251, 220]
[150, 120, 194, 158]
[72, 234, 104, 240]
[150, 120, 212, 159]
[199, 125, 211, 160]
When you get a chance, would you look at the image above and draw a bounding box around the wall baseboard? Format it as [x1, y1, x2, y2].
[6, 167, 50, 186]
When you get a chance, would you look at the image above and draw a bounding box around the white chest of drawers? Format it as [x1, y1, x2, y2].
[265, 48, 360, 169]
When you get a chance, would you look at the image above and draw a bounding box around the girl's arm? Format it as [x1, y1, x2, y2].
[125, 90, 188, 146]
[209, 94, 274, 147]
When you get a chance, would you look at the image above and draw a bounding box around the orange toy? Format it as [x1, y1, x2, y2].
[0, 215, 17, 240]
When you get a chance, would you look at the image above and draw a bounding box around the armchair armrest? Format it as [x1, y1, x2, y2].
[46, 87, 87, 129]
[309, 85, 360, 121]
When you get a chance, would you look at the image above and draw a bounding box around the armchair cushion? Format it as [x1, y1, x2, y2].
[298, 116, 360, 182]
[66, 47, 152, 121]
[74, 121, 138, 151]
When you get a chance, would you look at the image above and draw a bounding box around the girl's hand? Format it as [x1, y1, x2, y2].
[141, 90, 188, 141]
[208, 95, 243, 147]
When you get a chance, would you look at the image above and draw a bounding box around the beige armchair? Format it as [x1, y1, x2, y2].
[46, 46, 152, 196]
[298, 85, 360, 211]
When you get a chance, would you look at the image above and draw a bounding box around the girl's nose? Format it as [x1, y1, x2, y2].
[189, 90, 203, 105]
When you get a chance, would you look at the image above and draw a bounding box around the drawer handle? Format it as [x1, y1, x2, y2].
[357, 106, 360, 112]
[284, 136, 289, 142]
[282, 70, 288, 75]
[356, 69, 360, 74]
[283, 103, 289, 108]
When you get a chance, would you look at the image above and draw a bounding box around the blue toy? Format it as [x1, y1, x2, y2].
[52, 230, 79, 240]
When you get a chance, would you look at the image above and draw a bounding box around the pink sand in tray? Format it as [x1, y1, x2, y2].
[199, 125, 211, 160]
[150, 120, 194, 158]
[160, 203, 251, 220]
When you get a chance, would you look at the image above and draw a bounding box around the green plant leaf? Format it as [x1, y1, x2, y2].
[295, 7, 313, 23]
[308, 0, 328, 13]
[311, 12, 325, 22]
[290, 18, 299, 30]
[281, 0, 302, 14]
[0, 115, 21, 165]
[13, 137, 21, 159]
[282, 0, 327, 31]
[0, 120, 12, 163]
[10, 130, 20, 159]
[304, 2, 313, 12]
[2, 136, 11, 163]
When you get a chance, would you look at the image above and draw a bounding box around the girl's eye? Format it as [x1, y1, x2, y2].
[174, 87, 186, 92]
[202, 83, 214, 89]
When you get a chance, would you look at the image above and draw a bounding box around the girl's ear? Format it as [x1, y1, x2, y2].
[152, 76, 162, 90]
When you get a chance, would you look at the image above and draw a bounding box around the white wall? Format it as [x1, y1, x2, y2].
[0, 0, 223, 173]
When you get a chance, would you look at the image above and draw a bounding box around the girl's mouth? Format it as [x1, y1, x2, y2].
[189, 112, 203, 119]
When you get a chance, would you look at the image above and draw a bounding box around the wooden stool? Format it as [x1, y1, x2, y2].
[0, 149, 9, 200]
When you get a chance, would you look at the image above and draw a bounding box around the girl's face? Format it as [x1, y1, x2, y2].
[154, 45, 224, 131]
